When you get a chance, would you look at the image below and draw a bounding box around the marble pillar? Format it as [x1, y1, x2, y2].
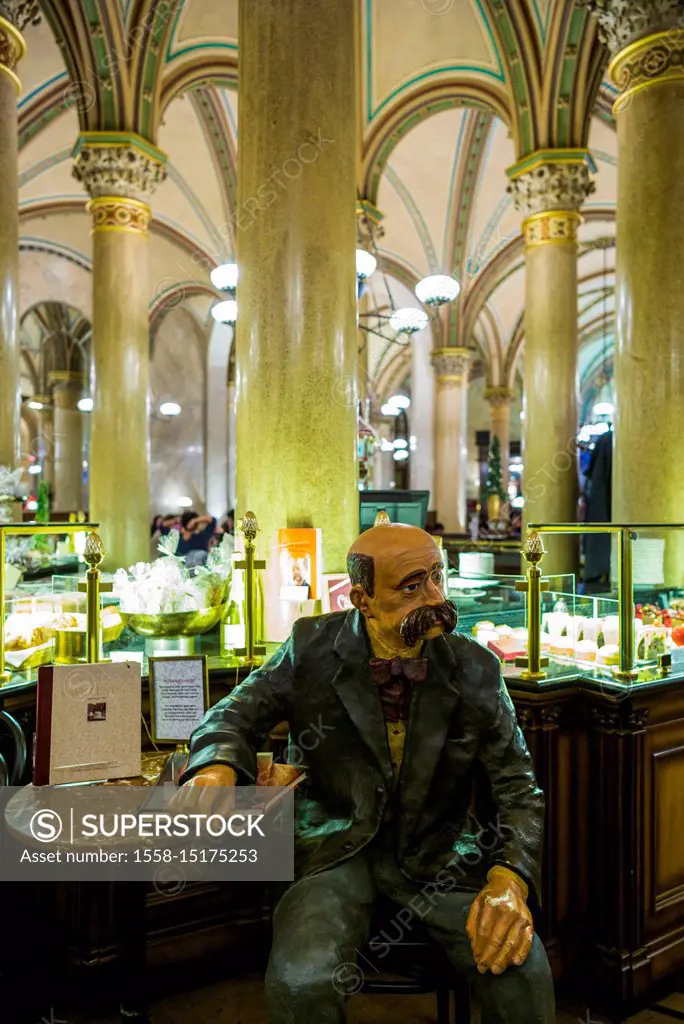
[507, 153, 595, 575]
[0, 11, 30, 467]
[227, 377, 236, 511]
[432, 348, 470, 533]
[410, 326, 436, 504]
[72, 134, 166, 569]
[206, 321, 233, 519]
[583, 0, 684, 582]
[484, 386, 513, 491]
[50, 374, 84, 512]
[236, 0, 358, 637]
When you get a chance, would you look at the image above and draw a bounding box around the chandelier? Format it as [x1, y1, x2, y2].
[356, 202, 460, 347]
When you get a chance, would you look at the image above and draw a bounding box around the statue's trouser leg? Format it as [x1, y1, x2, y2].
[369, 848, 556, 1024]
[265, 853, 377, 1024]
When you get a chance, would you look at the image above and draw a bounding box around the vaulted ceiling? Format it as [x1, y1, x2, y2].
[18, 0, 617, 411]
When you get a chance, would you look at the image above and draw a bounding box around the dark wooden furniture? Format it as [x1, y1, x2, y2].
[5, 664, 684, 1021]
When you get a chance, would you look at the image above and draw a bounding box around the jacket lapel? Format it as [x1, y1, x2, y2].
[331, 610, 394, 788]
[396, 632, 462, 838]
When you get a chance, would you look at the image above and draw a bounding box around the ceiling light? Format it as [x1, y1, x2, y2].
[211, 299, 238, 325]
[28, 464, 41, 475]
[210, 263, 238, 291]
[77, 397, 93, 413]
[511, 496, 524, 508]
[177, 496, 193, 508]
[415, 274, 460, 306]
[380, 438, 394, 452]
[381, 403, 399, 416]
[393, 450, 409, 461]
[577, 425, 592, 444]
[592, 401, 614, 419]
[388, 394, 410, 410]
[393, 438, 408, 449]
[356, 249, 377, 280]
[25, 499, 38, 512]
[389, 307, 428, 334]
[159, 402, 181, 417]
[27, 400, 43, 410]
[589, 422, 610, 436]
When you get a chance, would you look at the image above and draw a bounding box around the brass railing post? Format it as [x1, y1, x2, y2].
[233, 511, 267, 667]
[516, 530, 550, 681]
[614, 527, 638, 682]
[84, 531, 105, 663]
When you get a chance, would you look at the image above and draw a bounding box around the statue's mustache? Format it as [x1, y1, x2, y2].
[399, 601, 457, 648]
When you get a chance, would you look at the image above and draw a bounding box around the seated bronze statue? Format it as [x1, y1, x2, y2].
[178, 523, 554, 1023]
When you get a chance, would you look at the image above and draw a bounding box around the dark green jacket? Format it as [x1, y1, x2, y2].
[180, 609, 544, 900]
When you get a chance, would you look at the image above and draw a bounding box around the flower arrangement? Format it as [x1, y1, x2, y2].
[113, 531, 235, 615]
[0, 465, 24, 499]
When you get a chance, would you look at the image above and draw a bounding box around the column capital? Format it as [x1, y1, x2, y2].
[484, 385, 514, 408]
[507, 150, 596, 226]
[72, 131, 167, 204]
[578, 0, 684, 56]
[49, 372, 85, 408]
[432, 346, 471, 386]
[0, 8, 31, 91]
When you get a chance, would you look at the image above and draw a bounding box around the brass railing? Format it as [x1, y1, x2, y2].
[521, 523, 684, 683]
[0, 522, 104, 683]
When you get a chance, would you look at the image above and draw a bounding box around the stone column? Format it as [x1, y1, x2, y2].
[236, 0, 358, 637]
[484, 386, 513, 490]
[373, 419, 394, 490]
[0, 5, 36, 466]
[72, 134, 166, 569]
[582, 0, 684, 582]
[227, 371, 237, 512]
[410, 326, 435, 503]
[507, 152, 595, 575]
[50, 373, 84, 513]
[432, 347, 471, 533]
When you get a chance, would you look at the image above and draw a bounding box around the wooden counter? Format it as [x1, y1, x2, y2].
[3, 663, 684, 1020]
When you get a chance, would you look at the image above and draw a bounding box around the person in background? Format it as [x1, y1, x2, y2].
[176, 511, 217, 567]
[221, 509, 235, 535]
[150, 514, 180, 558]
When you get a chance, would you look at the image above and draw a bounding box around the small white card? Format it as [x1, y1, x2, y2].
[149, 656, 208, 744]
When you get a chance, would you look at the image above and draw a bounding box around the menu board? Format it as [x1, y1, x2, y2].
[149, 656, 209, 744]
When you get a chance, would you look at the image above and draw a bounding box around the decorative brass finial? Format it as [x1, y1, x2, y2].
[524, 529, 545, 566]
[83, 530, 105, 569]
[374, 509, 391, 526]
[240, 511, 258, 543]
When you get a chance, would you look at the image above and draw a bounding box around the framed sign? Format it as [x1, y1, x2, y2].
[149, 655, 209, 744]
[322, 574, 353, 614]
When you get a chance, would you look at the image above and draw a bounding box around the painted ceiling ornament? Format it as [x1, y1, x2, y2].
[0, 1, 40, 32]
[507, 163, 596, 218]
[484, 386, 514, 409]
[578, 0, 684, 55]
[72, 143, 167, 202]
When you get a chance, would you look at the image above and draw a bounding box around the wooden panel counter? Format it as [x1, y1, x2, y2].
[2, 660, 684, 1020]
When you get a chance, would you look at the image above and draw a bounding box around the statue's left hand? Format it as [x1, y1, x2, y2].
[466, 867, 534, 976]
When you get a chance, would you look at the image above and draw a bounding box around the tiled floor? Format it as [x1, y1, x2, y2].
[57, 977, 684, 1024]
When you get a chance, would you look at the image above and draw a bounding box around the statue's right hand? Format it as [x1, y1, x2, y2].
[170, 764, 237, 815]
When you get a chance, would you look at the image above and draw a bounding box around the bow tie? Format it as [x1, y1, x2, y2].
[369, 656, 428, 722]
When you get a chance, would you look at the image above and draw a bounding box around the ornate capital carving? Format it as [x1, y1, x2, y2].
[610, 29, 684, 110]
[508, 161, 595, 218]
[432, 347, 471, 387]
[578, 0, 684, 56]
[523, 210, 583, 248]
[484, 386, 514, 408]
[0, 13, 27, 87]
[356, 198, 384, 246]
[0, 1, 39, 33]
[87, 196, 152, 234]
[72, 136, 167, 202]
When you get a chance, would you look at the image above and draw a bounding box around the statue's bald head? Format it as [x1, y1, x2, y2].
[346, 524, 453, 649]
[347, 524, 439, 597]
